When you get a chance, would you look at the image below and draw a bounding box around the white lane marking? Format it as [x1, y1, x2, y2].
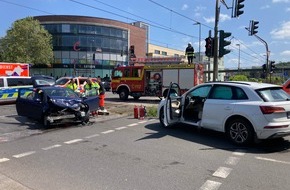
[199, 180, 222, 190]
[64, 139, 83, 144]
[0, 158, 10, 163]
[232, 150, 246, 156]
[42, 144, 62, 150]
[13, 151, 36, 158]
[85, 134, 100, 139]
[256, 156, 290, 165]
[212, 167, 232, 179]
[128, 123, 138, 127]
[225, 156, 240, 166]
[101, 130, 115, 134]
[138, 120, 147, 124]
[115, 126, 127, 130]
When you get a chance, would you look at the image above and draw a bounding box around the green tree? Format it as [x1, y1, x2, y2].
[229, 74, 248, 81]
[0, 17, 53, 66]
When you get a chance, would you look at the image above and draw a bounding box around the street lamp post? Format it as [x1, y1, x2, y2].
[193, 22, 201, 62]
[236, 44, 241, 71]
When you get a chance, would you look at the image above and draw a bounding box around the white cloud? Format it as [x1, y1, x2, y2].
[181, 4, 188, 11]
[194, 6, 206, 12]
[203, 16, 215, 23]
[271, 21, 290, 39]
[260, 5, 270, 9]
[219, 14, 231, 22]
[203, 14, 230, 23]
[281, 50, 290, 56]
[272, 0, 290, 3]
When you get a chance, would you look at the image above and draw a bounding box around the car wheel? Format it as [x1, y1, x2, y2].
[81, 112, 90, 125]
[43, 115, 51, 128]
[226, 118, 254, 146]
[119, 89, 129, 100]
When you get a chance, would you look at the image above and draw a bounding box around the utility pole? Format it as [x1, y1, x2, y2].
[213, 0, 220, 81]
[236, 44, 241, 71]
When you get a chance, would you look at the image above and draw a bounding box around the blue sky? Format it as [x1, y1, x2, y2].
[0, 0, 289, 69]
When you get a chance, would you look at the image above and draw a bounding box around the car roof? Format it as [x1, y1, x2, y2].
[204, 81, 281, 90]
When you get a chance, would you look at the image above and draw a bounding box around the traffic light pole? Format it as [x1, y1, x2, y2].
[213, 0, 219, 81]
[253, 34, 270, 82]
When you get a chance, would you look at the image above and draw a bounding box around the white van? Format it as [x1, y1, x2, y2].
[0, 76, 33, 103]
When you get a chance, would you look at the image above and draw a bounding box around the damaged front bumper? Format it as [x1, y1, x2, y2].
[46, 111, 86, 123]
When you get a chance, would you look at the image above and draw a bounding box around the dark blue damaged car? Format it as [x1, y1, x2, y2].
[16, 86, 99, 128]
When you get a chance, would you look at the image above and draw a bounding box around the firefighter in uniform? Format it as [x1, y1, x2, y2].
[96, 76, 108, 114]
[185, 42, 195, 64]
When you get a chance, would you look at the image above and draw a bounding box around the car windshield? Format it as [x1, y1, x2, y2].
[257, 87, 290, 102]
[44, 88, 79, 98]
[55, 78, 69, 85]
[34, 79, 55, 86]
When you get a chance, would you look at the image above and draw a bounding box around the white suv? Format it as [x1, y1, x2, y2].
[158, 81, 290, 145]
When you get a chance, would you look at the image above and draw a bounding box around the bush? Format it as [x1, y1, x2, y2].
[146, 106, 158, 117]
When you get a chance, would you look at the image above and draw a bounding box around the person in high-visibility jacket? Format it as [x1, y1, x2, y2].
[96, 76, 107, 112]
[65, 78, 78, 91]
[83, 78, 100, 96]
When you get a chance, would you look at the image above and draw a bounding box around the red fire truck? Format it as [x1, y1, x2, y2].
[111, 57, 204, 100]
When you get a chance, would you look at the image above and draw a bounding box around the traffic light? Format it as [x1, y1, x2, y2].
[262, 64, 267, 73]
[93, 53, 95, 60]
[270, 61, 276, 73]
[250, 20, 259, 36]
[219, 30, 231, 57]
[233, 0, 245, 17]
[205, 37, 214, 57]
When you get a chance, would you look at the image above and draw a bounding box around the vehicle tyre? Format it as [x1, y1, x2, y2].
[226, 118, 254, 146]
[119, 88, 129, 100]
[42, 115, 51, 128]
[81, 112, 90, 125]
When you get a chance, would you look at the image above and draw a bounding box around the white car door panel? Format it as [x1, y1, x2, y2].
[201, 99, 235, 131]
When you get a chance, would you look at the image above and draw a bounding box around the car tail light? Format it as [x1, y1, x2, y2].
[260, 106, 285, 114]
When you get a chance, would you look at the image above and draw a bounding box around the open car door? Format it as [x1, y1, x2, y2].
[16, 88, 43, 120]
[164, 82, 182, 125]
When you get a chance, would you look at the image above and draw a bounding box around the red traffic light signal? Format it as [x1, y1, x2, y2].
[205, 37, 214, 57]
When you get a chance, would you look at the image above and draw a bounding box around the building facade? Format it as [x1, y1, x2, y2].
[33, 15, 147, 78]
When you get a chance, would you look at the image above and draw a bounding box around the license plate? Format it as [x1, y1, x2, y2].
[81, 111, 85, 117]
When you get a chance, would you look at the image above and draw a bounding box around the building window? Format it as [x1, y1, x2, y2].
[162, 51, 167, 56]
[154, 50, 160, 54]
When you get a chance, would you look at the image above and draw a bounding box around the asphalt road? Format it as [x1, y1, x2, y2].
[1, 115, 290, 189]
